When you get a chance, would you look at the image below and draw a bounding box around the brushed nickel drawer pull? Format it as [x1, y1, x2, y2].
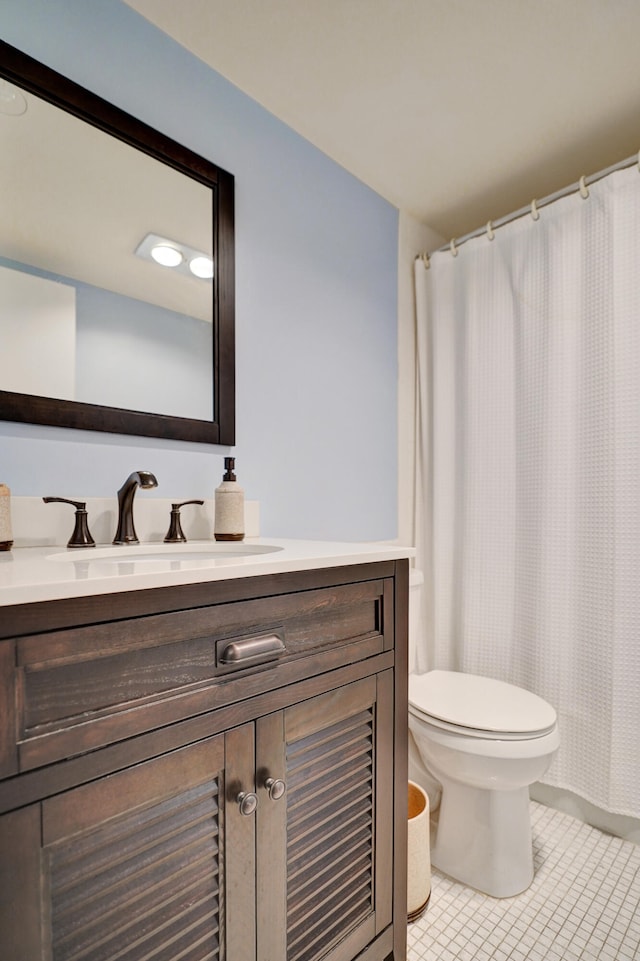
[219, 633, 285, 666]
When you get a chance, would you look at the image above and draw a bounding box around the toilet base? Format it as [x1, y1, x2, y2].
[431, 774, 534, 898]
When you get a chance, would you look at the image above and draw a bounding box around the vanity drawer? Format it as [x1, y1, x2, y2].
[12, 577, 393, 773]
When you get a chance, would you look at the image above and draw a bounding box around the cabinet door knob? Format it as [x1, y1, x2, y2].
[265, 777, 286, 801]
[237, 791, 258, 816]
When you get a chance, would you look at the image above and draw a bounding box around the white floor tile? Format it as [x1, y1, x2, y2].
[408, 800, 640, 961]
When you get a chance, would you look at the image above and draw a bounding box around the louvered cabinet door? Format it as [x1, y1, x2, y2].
[257, 671, 394, 961]
[0, 730, 256, 961]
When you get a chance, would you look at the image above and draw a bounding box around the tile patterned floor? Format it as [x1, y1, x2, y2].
[408, 801, 640, 961]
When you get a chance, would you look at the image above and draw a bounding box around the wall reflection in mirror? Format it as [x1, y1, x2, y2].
[0, 82, 213, 421]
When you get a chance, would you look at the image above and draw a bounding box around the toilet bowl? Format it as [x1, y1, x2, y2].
[407, 572, 559, 897]
[409, 670, 559, 897]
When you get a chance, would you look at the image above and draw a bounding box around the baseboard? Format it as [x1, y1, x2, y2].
[531, 782, 640, 843]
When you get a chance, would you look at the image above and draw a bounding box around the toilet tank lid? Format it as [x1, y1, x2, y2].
[409, 670, 557, 735]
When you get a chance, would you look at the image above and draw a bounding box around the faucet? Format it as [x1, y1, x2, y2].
[113, 470, 158, 545]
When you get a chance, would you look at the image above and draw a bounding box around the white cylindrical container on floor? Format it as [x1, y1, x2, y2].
[407, 780, 431, 920]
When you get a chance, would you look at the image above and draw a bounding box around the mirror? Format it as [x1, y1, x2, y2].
[0, 40, 235, 445]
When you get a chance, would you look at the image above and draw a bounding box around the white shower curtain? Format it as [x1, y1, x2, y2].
[415, 165, 640, 818]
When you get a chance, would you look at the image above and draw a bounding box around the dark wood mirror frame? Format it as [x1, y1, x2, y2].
[0, 40, 235, 446]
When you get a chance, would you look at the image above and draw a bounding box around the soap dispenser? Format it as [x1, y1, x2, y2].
[0, 484, 13, 551]
[214, 458, 245, 542]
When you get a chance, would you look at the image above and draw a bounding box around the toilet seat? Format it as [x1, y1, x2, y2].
[409, 670, 557, 740]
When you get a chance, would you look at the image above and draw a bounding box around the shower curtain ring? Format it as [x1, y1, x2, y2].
[486, 221, 495, 241]
[450, 238, 458, 257]
[579, 175, 589, 199]
[530, 199, 540, 221]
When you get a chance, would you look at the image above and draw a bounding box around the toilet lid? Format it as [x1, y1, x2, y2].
[409, 670, 557, 736]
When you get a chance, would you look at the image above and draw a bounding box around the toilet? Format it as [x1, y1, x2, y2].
[408, 572, 559, 898]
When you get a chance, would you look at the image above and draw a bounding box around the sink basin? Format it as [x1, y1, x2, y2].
[47, 542, 283, 566]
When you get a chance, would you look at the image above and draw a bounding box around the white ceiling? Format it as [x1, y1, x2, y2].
[124, 0, 640, 240]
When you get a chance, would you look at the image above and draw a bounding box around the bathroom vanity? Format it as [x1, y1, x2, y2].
[0, 541, 410, 961]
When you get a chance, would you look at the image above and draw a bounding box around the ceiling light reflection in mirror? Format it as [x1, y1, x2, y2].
[135, 232, 214, 279]
[0, 79, 27, 116]
[0, 84, 214, 421]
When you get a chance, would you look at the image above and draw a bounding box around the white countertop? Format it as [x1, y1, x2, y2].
[0, 539, 415, 607]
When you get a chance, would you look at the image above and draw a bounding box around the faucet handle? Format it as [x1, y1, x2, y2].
[164, 500, 205, 544]
[43, 497, 96, 549]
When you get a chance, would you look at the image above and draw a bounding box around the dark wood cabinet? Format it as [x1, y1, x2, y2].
[0, 560, 408, 961]
[257, 673, 394, 961]
[3, 736, 227, 960]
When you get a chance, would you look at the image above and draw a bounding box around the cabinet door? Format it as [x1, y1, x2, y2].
[0, 730, 256, 961]
[257, 671, 394, 961]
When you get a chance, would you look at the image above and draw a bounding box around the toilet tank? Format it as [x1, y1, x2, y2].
[409, 568, 424, 674]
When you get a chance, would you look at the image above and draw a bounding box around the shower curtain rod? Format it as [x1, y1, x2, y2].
[419, 148, 640, 261]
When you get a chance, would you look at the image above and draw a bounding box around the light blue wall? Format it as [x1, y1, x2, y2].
[0, 0, 399, 541]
